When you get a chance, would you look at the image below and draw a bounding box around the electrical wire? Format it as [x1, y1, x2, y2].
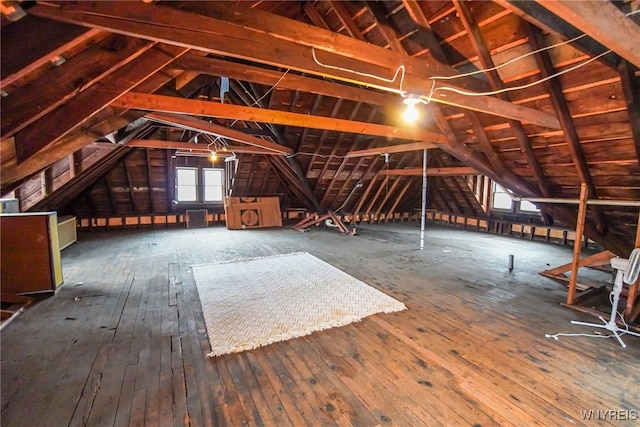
[310, 9, 640, 102]
[429, 49, 611, 98]
[428, 8, 638, 84]
[312, 47, 407, 94]
[427, 32, 588, 81]
[335, 181, 363, 213]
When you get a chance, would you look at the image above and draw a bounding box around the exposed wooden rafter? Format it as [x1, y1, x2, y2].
[112, 92, 445, 144]
[534, 0, 640, 69]
[378, 167, 476, 177]
[494, 0, 619, 69]
[526, 23, 607, 234]
[29, 1, 562, 129]
[619, 61, 640, 166]
[2, 35, 153, 138]
[346, 141, 436, 158]
[1, 61, 186, 190]
[145, 112, 292, 154]
[453, 0, 551, 197]
[13, 44, 188, 164]
[126, 139, 282, 156]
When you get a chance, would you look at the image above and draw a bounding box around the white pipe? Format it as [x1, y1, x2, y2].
[509, 196, 640, 207]
[420, 149, 427, 250]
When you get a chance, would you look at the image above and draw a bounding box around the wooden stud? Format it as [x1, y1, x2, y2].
[567, 183, 589, 305]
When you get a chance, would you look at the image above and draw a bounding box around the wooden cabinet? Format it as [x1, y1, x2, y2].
[224, 197, 282, 230]
[1, 212, 63, 294]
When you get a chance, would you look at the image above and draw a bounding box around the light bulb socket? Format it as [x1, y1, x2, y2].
[403, 93, 421, 106]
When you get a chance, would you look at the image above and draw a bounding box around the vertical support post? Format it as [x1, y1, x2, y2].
[420, 148, 427, 250]
[625, 211, 640, 316]
[567, 183, 589, 305]
[68, 153, 76, 179]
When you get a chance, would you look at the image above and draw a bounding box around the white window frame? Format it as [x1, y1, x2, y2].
[491, 182, 513, 211]
[203, 168, 224, 202]
[518, 200, 540, 213]
[176, 167, 198, 202]
[175, 166, 225, 204]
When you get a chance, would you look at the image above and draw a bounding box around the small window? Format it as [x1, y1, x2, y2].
[203, 169, 224, 202]
[519, 200, 540, 213]
[176, 168, 197, 202]
[492, 183, 513, 210]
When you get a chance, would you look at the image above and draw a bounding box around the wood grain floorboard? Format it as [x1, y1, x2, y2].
[2, 224, 639, 426]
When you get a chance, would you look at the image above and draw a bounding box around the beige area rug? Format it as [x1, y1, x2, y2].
[192, 252, 406, 357]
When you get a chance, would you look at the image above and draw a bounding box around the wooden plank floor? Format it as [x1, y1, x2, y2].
[2, 223, 639, 426]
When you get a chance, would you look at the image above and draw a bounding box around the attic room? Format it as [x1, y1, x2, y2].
[2, 0, 640, 425]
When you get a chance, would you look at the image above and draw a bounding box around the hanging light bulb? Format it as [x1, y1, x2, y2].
[210, 151, 217, 162]
[402, 94, 421, 123]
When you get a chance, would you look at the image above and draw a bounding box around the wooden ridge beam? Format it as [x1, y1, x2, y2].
[13, 44, 188, 164]
[346, 141, 436, 158]
[29, 1, 562, 129]
[145, 112, 292, 154]
[378, 167, 476, 177]
[535, 0, 640, 69]
[112, 92, 446, 143]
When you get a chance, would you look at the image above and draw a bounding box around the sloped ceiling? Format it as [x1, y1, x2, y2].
[1, 0, 639, 254]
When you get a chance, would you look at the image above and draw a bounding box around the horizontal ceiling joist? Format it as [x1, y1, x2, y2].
[534, 0, 640, 69]
[346, 141, 437, 158]
[126, 139, 282, 155]
[378, 167, 477, 176]
[29, 1, 561, 129]
[112, 92, 446, 143]
[145, 112, 292, 154]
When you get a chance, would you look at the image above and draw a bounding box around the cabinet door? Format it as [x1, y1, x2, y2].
[1, 215, 57, 294]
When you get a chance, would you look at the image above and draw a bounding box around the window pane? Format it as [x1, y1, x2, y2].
[520, 201, 540, 212]
[204, 169, 222, 186]
[492, 193, 513, 209]
[204, 186, 223, 202]
[177, 186, 197, 201]
[177, 168, 197, 185]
